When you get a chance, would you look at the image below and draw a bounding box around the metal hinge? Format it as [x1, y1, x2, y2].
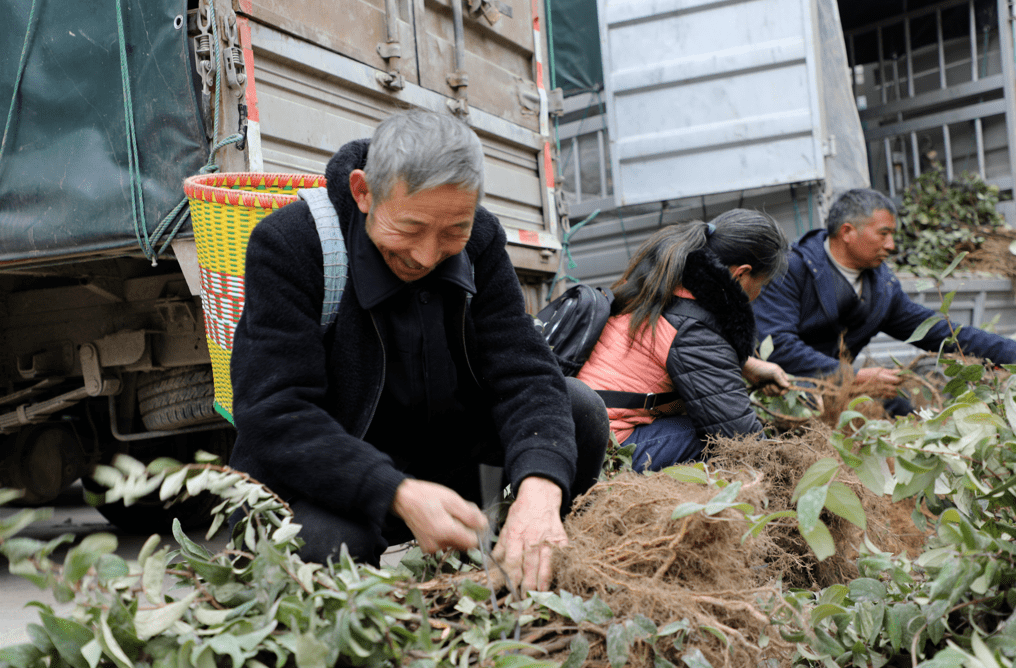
[468, 0, 512, 25]
[823, 134, 837, 158]
[548, 88, 564, 117]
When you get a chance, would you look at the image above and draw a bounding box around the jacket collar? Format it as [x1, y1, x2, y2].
[324, 138, 371, 240]
[680, 246, 757, 362]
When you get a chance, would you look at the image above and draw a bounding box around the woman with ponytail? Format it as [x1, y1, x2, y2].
[576, 209, 791, 471]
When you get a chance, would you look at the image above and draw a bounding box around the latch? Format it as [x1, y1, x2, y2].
[376, 0, 406, 92]
[467, 0, 513, 25]
[548, 88, 564, 117]
[822, 134, 837, 158]
[190, 0, 214, 140]
[516, 77, 539, 115]
[220, 10, 246, 94]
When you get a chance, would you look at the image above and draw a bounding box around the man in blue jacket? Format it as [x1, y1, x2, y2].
[754, 188, 1016, 412]
[229, 109, 608, 591]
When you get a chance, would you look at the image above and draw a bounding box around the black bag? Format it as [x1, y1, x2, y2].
[535, 284, 613, 377]
[535, 283, 682, 411]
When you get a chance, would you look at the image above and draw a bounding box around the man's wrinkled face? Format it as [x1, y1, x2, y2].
[351, 173, 477, 282]
[841, 209, 896, 270]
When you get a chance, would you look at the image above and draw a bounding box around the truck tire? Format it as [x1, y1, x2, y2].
[137, 367, 219, 431]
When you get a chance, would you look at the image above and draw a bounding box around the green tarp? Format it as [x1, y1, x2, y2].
[548, 0, 603, 95]
[0, 0, 207, 262]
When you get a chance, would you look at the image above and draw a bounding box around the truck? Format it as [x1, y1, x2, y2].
[0, 0, 565, 530]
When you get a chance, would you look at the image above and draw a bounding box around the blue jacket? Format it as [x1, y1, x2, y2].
[754, 229, 1016, 376]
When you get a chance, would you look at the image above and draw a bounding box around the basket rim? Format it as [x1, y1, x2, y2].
[183, 172, 327, 209]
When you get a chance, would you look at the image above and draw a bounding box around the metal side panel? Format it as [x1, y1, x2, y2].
[238, 0, 420, 87]
[415, 0, 540, 132]
[597, 0, 827, 207]
[246, 23, 560, 254]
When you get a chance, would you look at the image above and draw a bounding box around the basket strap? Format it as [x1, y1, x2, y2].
[298, 187, 348, 330]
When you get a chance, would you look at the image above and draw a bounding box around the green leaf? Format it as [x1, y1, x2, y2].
[797, 485, 828, 534]
[700, 626, 728, 647]
[702, 481, 743, 515]
[0, 644, 44, 668]
[606, 623, 631, 668]
[848, 578, 887, 603]
[662, 465, 709, 485]
[824, 481, 867, 529]
[938, 251, 968, 280]
[855, 454, 892, 495]
[671, 502, 705, 520]
[801, 519, 836, 561]
[172, 519, 212, 561]
[658, 619, 690, 637]
[142, 548, 169, 606]
[582, 595, 614, 624]
[134, 592, 199, 641]
[810, 603, 847, 623]
[560, 634, 590, 668]
[97, 610, 132, 668]
[792, 458, 839, 502]
[39, 614, 92, 668]
[96, 554, 129, 582]
[681, 648, 713, 668]
[745, 510, 797, 540]
[759, 335, 774, 361]
[905, 314, 942, 343]
[460, 579, 491, 602]
[294, 631, 329, 668]
[80, 640, 102, 668]
[938, 290, 957, 315]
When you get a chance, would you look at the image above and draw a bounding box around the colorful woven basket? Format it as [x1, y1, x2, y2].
[183, 172, 327, 424]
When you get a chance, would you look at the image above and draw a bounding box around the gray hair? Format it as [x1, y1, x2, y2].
[827, 188, 898, 237]
[364, 109, 485, 203]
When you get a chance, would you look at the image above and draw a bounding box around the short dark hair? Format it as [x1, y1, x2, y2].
[827, 188, 897, 237]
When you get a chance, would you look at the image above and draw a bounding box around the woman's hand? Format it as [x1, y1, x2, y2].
[742, 357, 791, 396]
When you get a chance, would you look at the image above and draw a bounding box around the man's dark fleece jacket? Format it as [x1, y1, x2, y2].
[228, 139, 578, 530]
[754, 228, 1016, 376]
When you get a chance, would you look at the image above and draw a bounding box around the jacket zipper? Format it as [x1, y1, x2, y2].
[360, 311, 387, 439]
[459, 296, 481, 388]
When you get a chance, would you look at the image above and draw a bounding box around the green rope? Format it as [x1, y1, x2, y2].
[547, 208, 600, 300]
[115, 0, 243, 265]
[115, 0, 153, 261]
[2, 0, 40, 174]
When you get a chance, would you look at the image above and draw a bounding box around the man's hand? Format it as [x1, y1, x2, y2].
[391, 479, 488, 554]
[742, 357, 791, 396]
[854, 367, 904, 399]
[491, 477, 567, 593]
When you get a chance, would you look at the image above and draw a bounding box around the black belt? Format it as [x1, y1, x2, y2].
[595, 390, 683, 411]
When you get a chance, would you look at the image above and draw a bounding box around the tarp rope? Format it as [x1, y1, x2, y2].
[115, 0, 243, 266]
[547, 208, 600, 300]
[0, 0, 39, 173]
